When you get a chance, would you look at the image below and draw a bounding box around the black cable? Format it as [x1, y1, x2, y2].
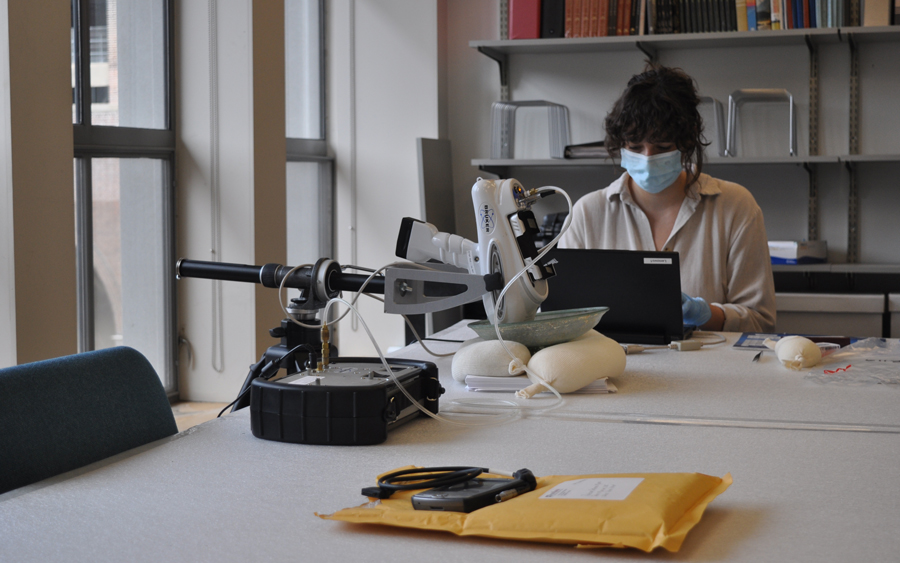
[217, 386, 252, 418]
[361, 466, 486, 499]
[220, 343, 318, 418]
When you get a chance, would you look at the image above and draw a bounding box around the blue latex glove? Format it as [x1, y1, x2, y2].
[681, 293, 712, 327]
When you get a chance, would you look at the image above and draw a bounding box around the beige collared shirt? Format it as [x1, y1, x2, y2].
[559, 172, 776, 332]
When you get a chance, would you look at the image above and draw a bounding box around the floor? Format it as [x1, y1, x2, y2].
[171, 402, 229, 432]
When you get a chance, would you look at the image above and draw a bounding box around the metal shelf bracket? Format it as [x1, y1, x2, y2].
[635, 41, 658, 63]
[845, 161, 859, 263]
[803, 162, 819, 242]
[478, 46, 510, 102]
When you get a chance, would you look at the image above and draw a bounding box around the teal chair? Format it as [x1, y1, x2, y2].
[0, 347, 178, 494]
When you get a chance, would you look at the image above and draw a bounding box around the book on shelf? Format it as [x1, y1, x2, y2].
[608, 0, 619, 33]
[582, 0, 589, 35]
[637, 0, 644, 32]
[599, 0, 611, 35]
[862, 0, 892, 25]
[560, 0, 659, 37]
[616, 0, 631, 35]
[771, 0, 782, 28]
[747, 0, 759, 28]
[757, 0, 773, 27]
[564, 141, 609, 159]
[541, 0, 567, 37]
[655, 0, 669, 33]
[638, 0, 648, 33]
[678, 0, 686, 32]
[543, 0, 896, 35]
[509, 0, 542, 39]
[572, 0, 583, 36]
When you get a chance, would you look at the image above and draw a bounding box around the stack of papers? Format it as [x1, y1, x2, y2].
[464, 375, 616, 394]
[768, 240, 827, 264]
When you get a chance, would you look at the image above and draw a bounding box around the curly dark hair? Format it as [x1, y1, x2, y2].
[604, 63, 707, 189]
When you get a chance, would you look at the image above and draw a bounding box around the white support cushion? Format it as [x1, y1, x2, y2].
[517, 330, 626, 398]
[450, 339, 532, 383]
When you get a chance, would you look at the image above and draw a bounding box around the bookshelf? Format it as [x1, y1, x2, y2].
[473, 26, 900, 56]
[473, 26, 900, 95]
[470, 25, 900, 266]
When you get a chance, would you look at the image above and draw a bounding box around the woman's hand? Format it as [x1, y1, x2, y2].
[681, 293, 711, 326]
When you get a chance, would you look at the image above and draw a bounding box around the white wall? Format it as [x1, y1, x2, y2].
[445, 0, 502, 241]
[328, 0, 442, 355]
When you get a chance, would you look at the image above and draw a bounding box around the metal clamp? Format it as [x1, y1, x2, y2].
[725, 89, 796, 157]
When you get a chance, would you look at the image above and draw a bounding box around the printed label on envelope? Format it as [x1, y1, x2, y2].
[540, 477, 644, 501]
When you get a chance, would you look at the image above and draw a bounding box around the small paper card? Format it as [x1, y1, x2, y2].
[540, 478, 644, 501]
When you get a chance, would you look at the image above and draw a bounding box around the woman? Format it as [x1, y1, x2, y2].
[559, 64, 776, 332]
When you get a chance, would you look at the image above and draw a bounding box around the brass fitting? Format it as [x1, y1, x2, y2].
[319, 323, 330, 371]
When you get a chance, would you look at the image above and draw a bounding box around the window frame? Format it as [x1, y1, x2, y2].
[285, 0, 333, 261]
[71, 0, 178, 395]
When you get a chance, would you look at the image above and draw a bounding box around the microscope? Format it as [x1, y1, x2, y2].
[176, 178, 559, 445]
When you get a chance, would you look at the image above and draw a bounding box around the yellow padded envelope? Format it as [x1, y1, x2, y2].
[319, 468, 732, 552]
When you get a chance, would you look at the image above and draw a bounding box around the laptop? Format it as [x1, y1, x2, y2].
[540, 248, 692, 344]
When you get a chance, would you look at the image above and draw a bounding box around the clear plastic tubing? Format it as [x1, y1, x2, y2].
[537, 410, 900, 434]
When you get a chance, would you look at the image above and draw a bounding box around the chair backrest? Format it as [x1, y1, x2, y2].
[0, 346, 177, 494]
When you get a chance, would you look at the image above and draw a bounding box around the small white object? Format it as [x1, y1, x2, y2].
[764, 335, 822, 370]
[539, 478, 644, 501]
[450, 339, 531, 383]
[287, 375, 322, 386]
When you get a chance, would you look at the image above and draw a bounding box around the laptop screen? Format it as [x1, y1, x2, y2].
[539, 248, 688, 344]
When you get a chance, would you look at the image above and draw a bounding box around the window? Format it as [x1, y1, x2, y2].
[72, 0, 176, 393]
[285, 0, 332, 267]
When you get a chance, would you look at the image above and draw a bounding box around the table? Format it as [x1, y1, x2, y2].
[2, 324, 899, 562]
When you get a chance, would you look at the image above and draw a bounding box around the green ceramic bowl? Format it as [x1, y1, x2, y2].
[467, 307, 609, 349]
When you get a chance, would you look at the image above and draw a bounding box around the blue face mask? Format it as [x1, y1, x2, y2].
[620, 148, 684, 194]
